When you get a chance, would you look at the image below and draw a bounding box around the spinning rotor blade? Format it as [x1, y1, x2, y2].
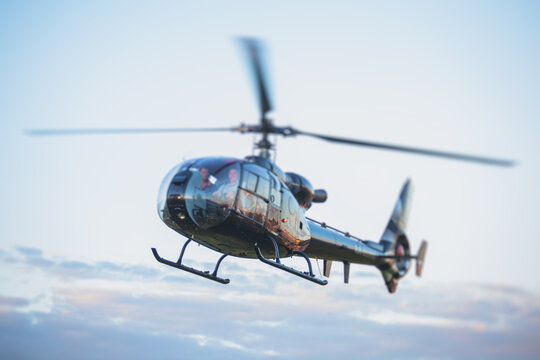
[294, 129, 515, 167]
[26, 127, 238, 136]
[239, 38, 273, 120]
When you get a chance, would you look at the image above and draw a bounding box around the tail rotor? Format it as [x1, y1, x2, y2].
[377, 180, 428, 293]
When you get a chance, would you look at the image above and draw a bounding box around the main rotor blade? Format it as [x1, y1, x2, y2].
[26, 127, 237, 136]
[239, 38, 273, 120]
[295, 130, 515, 167]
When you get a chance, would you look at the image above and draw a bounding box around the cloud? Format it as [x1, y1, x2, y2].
[15, 247, 43, 257]
[0, 296, 29, 313]
[3, 247, 161, 281]
[1, 247, 540, 359]
[351, 309, 488, 331]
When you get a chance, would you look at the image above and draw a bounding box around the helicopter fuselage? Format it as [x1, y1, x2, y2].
[159, 156, 309, 258]
[158, 155, 393, 268]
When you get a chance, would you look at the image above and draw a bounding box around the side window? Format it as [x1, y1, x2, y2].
[242, 172, 258, 193]
[253, 197, 267, 224]
[240, 164, 272, 202]
[256, 177, 270, 199]
[237, 189, 256, 218]
[237, 189, 267, 224]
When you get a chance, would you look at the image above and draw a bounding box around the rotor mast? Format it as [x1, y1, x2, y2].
[257, 119, 273, 158]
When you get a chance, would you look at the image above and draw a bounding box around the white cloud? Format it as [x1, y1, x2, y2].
[351, 310, 488, 332]
[1, 246, 540, 359]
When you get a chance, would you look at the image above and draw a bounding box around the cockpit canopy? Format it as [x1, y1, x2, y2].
[158, 157, 241, 229]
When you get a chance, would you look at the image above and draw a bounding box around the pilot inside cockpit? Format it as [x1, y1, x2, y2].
[184, 158, 241, 228]
[199, 168, 212, 190]
[213, 167, 239, 202]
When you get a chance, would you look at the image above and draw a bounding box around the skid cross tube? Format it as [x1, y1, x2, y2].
[151, 239, 230, 284]
[254, 237, 328, 286]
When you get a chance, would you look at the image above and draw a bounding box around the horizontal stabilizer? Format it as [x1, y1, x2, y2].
[415, 240, 428, 277]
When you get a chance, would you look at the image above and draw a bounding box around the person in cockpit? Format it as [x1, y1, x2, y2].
[213, 168, 239, 201]
[200, 168, 212, 190]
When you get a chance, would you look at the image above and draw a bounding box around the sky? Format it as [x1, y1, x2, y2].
[1, 1, 539, 359]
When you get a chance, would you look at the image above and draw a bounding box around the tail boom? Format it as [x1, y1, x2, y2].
[304, 179, 427, 293]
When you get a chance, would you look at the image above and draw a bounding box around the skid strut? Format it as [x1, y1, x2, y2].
[254, 237, 328, 286]
[152, 239, 230, 284]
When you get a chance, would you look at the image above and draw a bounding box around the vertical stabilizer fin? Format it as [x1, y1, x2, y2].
[323, 260, 332, 278]
[379, 266, 398, 293]
[343, 262, 350, 284]
[381, 179, 413, 246]
[378, 179, 415, 293]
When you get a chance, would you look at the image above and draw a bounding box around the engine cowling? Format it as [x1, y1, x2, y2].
[285, 172, 313, 208]
[284, 172, 327, 209]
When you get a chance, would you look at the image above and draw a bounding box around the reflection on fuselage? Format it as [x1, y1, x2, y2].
[184, 159, 240, 229]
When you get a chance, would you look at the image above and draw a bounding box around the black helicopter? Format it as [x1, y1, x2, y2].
[29, 39, 514, 293]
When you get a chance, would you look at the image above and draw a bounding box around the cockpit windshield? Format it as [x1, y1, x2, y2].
[184, 158, 241, 229]
[157, 161, 185, 221]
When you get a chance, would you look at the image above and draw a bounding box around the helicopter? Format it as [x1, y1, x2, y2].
[28, 39, 515, 293]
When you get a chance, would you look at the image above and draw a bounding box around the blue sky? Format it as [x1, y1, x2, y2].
[1, 1, 539, 358]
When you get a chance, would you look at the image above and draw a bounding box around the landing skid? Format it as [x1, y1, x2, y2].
[152, 239, 230, 284]
[255, 237, 328, 286]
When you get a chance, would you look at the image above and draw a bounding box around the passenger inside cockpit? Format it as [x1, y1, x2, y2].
[213, 168, 239, 201]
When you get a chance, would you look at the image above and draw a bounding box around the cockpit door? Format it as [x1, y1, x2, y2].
[265, 173, 281, 234]
[237, 164, 270, 225]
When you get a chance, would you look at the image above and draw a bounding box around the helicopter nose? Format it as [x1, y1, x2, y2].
[157, 162, 202, 233]
[158, 158, 242, 233]
[160, 169, 235, 232]
[161, 170, 201, 231]
[157, 163, 183, 222]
